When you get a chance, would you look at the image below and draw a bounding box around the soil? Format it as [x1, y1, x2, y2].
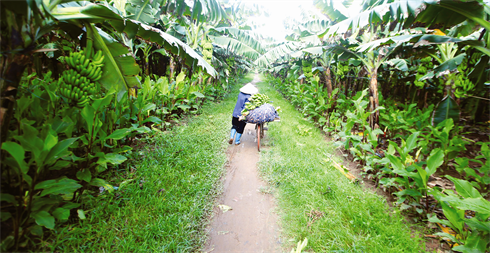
[205, 97, 281, 251]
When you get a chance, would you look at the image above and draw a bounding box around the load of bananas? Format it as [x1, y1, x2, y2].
[202, 40, 213, 65]
[241, 93, 270, 117]
[302, 60, 313, 79]
[58, 46, 104, 108]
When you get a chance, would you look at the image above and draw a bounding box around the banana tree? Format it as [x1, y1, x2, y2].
[189, 0, 227, 49]
[361, 31, 488, 126]
[319, 0, 486, 38]
[162, 0, 263, 79]
[317, 48, 339, 99]
[164, 0, 227, 49]
[52, 2, 217, 81]
[0, 0, 218, 144]
[316, 0, 488, 128]
[328, 30, 401, 129]
[0, 0, 64, 143]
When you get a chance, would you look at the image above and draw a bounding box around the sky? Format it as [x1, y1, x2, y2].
[251, 0, 318, 40]
[237, 0, 363, 41]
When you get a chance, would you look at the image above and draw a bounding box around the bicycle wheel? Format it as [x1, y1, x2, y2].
[256, 123, 261, 152]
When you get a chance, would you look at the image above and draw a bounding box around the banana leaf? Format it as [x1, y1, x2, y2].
[191, 0, 227, 27]
[321, 0, 434, 37]
[254, 42, 302, 68]
[385, 59, 408, 71]
[320, 0, 486, 38]
[356, 34, 468, 53]
[299, 35, 322, 46]
[313, 0, 348, 23]
[211, 27, 266, 54]
[113, 20, 217, 77]
[412, 0, 486, 30]
[301, 46, 324, 56]
[431, 95, 460, 127]
[419, 54, 466, 80]
[208, 35, 261, 60]
[86, 24, 140, 99]
[302, 19, 331, 37]
[312, 66, 325, 75]
[52, 3, 217, 83]
[125, 0, 161, 24]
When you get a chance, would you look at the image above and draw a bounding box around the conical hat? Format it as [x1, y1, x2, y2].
[240, 83, 258, 95]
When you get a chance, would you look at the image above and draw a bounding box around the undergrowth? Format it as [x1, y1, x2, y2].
[40, 74, 254, 251]
[257, 74, 425, 252]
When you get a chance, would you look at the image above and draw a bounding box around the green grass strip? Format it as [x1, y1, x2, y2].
[257, 75, 425, 252]
[47, 74, 254, 252]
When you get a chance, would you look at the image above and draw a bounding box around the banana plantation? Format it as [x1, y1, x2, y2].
[1, 0, 489, 252]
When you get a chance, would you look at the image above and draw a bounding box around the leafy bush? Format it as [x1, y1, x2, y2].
[265, 68, 490, 251]
[0, 68, 233, 251]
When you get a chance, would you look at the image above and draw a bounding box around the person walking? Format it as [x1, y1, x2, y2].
[229, 83, 258, 145]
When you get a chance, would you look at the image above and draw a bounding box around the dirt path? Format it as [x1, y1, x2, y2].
[205, 78, 281, 253]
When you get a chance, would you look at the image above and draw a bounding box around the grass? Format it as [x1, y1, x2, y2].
[41, 72, 423, 252]
[43, 73, 255, 252]
[256, 74, 425, 252]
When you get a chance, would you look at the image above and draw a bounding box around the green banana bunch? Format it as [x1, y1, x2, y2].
[59, 47, 105, 107]
[58, 68, 97, 108]
[203, 42, 213, 50]
[202, 40, 213, 64]
[454, 75, 475, 99]
[241, 93, 271, 116]
[86, 50, 104, 81]
[63, 49, 104, 82]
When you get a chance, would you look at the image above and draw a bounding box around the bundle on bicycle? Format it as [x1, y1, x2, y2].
[245, 103, 279, 124]
[229, 86, 280, 151]
[244, 102, 280, 152]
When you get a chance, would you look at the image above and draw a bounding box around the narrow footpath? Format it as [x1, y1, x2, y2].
[205, 77, 281, 253]
[205, 74, 423, 252]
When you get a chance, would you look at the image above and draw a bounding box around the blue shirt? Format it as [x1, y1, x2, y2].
[232, 92, 251, 117]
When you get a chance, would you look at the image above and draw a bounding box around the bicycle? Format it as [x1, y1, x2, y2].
[246, 103, 280, 152]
